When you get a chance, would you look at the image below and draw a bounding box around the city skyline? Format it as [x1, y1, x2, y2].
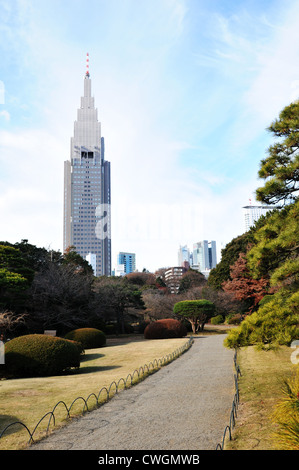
[178, 240, 217, 275]
[1, 1, 299, 272]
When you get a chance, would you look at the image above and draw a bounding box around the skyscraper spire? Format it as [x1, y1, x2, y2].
[86, 52, 90, 77]
[64, 58, 111, 276]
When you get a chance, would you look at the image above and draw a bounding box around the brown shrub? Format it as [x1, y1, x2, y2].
[144, 318, 187, 339]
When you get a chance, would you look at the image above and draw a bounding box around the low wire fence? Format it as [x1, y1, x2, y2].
[0, 336, 194, 448]
[215, 349, 241, 450]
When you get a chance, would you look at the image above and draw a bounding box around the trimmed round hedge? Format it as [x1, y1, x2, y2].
[4, 334, 81, 378]
[64, 328, 106, 349]
[144, 319, 187, 339]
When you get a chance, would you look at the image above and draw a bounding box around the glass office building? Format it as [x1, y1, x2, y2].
[117, 252, 136, 274]
[193, 240, 217, 271]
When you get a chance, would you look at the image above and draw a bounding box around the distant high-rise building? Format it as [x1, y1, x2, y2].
[85, 252, 97, 275]
[165, 266, 187, 294]
[243, 203, 279, 231]
[117, 252, 136, 274]
[178, 245, 192, 267]
[193, 240, 217, 272]
[63, 54, 111, 276]
[115, 264, 125, 276]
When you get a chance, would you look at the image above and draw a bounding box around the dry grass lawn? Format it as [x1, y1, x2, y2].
[226, 345, 298, 450]
[0, 335, 189, 450]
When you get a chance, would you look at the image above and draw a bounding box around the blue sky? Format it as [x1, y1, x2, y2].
[1, 0, 299, 272]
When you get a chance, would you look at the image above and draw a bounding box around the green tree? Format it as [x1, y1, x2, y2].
[92, 277, 145, 333]
[256, 100, 299, 205]
[173, 299, 215, 333]
[0, 244, 35, 283]
[225, 199, 299, 348]
[13, 239, 62, 271]
[248, 201, 299, 286]
[63, 246, 93, 275]
[224, 289, 299, 349]
[0, 245, 34, 311]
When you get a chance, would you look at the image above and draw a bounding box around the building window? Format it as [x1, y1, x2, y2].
[81, 151, 94, 159]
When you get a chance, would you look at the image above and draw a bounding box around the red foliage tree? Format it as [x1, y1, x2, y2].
[222, 253, 269, 314]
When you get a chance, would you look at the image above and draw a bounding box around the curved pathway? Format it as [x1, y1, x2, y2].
[30, 334, 234, 451]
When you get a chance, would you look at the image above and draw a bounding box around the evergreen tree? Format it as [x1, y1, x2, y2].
[256, 100, 299, 205]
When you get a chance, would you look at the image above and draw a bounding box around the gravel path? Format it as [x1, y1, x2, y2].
[30, 334, 235, 451]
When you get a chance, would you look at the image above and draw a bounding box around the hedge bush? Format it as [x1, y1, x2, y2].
[144, 319, 187, 339]
[3, 334, 81, 378]
[64, 327, 106, 349]
[211, 315, 224, 325]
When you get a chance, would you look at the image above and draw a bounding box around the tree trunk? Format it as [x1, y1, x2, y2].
[189, 320, 196, 334]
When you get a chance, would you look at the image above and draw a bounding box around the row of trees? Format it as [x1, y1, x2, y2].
[208, 99, 299, 348]
[0, 242, 147, 339]
[0, 238, 241, 340]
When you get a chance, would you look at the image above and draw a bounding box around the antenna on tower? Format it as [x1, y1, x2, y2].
[86, 52, 90, 77]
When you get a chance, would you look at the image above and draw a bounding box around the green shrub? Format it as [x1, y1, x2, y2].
[65, 327, 106, 349]
[144, 319, 187, 339]
[224, 290, 299, 349]
[65, 339, 85, 355]
[271, 367, 299, 450]
[3, 334, 81, 378]
[211, 315, 224, 325]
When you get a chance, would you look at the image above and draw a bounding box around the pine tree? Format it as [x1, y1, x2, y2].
[256, 100, 299, 205]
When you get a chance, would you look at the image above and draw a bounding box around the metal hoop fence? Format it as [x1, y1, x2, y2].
[215, 349, 241, 450]
[0, 336, 194, 448]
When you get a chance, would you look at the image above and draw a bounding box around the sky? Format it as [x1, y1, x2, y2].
[1, 0, 299, 273]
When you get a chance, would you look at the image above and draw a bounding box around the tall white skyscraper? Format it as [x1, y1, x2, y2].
[64, 54, 111, 276]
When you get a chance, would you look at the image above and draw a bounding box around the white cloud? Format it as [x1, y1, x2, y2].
[242, 3, 299, 125]
[0, 110, 10, 121]
[0, 129, 64, 249]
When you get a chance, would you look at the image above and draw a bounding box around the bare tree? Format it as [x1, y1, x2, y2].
[30, 262, 94, 333]
[142, 290, 179, 320]
[0, 310, 27, 341]
[185, 285, 243, 316]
